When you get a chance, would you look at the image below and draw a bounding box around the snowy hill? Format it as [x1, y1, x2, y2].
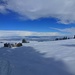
[0, 39, 75, 75]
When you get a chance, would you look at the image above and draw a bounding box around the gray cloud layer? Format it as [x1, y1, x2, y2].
[0, 0, 75, 24]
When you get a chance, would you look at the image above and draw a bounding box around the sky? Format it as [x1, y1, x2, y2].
[0, 0, 75, 36]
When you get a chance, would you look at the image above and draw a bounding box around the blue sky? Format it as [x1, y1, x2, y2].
[0, 12, 68, 31]
[0, 0, 75, 36]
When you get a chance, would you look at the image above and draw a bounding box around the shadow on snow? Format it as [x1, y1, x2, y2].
[0, 46, 73, 75]
[61, 44, 75, 47]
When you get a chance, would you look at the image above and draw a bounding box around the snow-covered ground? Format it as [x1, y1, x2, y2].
[0, 39, 75, 75]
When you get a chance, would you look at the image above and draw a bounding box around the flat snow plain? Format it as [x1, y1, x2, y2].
[0, 39, 75, 75]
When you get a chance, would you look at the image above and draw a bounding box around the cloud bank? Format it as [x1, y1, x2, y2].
[51, 27, 75, 35]
[0, 0, 75, 24]
[0, 30, 60, 37]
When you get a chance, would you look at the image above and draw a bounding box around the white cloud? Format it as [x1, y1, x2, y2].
[1, 0, 75, 24]
[0, 30, 61, 37]
[0, 5, 7, 13]
[51, 27, 75, 35]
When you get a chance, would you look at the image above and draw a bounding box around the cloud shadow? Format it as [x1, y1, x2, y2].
[61, 44, 75, 47]
[0, 46, 74, 75]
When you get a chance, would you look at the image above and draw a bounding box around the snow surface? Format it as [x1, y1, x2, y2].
[0, 39, 75, 75]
